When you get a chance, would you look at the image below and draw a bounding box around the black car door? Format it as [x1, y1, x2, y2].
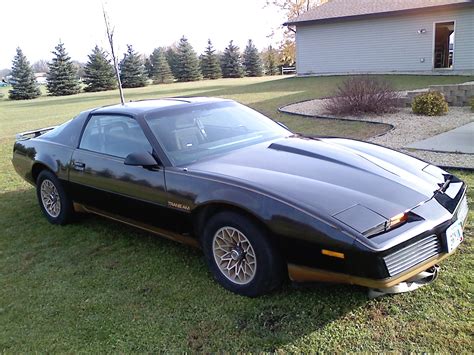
[68, 113, 183, 232]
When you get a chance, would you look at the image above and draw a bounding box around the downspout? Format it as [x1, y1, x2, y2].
[285, 24, 297, 74]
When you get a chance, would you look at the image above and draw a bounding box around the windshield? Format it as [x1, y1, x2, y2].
[144, 101, 290, 166]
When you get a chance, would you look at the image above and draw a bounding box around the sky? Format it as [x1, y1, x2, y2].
[1, 0, 287, 69]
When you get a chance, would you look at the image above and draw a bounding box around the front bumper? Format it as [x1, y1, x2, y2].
[288, 185, 468, 289]
[288, 252, 449, 288]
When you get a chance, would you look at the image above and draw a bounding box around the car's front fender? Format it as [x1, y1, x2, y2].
[165, 168, 357, 274]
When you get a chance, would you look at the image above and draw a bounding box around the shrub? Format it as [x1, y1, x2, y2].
[470, 97, 474, 112]
[324, 76, 400, 116]
[412, 91, 448, 116]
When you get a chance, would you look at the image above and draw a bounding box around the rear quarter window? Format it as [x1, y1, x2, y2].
[40, 111, 89, 147]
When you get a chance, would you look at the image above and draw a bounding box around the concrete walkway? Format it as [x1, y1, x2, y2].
[407, 122, 474, 154]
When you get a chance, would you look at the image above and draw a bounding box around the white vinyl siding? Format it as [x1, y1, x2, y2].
[296, 7, 474, 75]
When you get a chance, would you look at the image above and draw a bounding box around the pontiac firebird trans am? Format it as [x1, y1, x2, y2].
[12, 98, 469, 297]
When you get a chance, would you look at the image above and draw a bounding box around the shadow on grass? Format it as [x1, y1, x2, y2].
[6, 93, 118, 108]
[0, 188, 369, 352]
[2, 75, 473, 112]
[4, 77, 331, 110]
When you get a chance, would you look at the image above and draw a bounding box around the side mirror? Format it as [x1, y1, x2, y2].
[124, 151, 159, 168]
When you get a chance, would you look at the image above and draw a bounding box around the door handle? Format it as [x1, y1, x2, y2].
[73, 162, 85, 171]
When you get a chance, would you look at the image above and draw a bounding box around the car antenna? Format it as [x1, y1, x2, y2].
[102, 3, 125, 105]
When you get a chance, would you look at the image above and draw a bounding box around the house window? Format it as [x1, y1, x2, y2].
[434, 21, 455, 69]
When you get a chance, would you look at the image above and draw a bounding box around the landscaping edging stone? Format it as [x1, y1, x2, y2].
[278, 103, 395, 139]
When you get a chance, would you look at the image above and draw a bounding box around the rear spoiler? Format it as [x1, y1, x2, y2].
[15, 126, 57, 141]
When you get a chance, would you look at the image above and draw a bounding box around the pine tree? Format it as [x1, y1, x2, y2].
[148, 48, 174, 84]
[119, 45, 147, 88]
[200, 39, 222, 80]
[83, 46, 116, 92]
[144, 57, 153, 78]
[46, 42, 81, 96]
[8, 47, 41, 100]
[175, 37, 201, 82]
[263, 45, 279, 76]
[221, 40, 244, 78]
[165, 46, 179, 78]
[243, 39, 263, 77]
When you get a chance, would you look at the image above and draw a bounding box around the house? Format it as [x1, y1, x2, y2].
[34, 73, 47, 85]
[284, 0, 474, 76]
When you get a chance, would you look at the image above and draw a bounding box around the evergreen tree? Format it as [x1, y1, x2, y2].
[165, 46, 179, 78]
[221, 40, 244, 78]
[46, 42, 81, 96]
[243, 39, 263, 77]
[144, 57, 153, 78]
[175, 37, 201, 82]
[200, 39, 222, 80]
[263, 45, 279, 76]
[8, 47, 40, 100]
[119, 45, 147, 88]
[83, 46, 116, 92]
[148, 48, 174, 84]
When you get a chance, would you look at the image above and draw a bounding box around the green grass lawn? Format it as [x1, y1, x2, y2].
[0, 75, 473, 352]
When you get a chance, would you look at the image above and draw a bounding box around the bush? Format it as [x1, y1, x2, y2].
[470, 97, 474, 112]
[412, 91, 448, 116]
[324, 76, 399, 116]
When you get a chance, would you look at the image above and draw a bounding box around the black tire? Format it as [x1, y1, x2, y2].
[202, 211, 284, 297]
[36, 170, 74, 225]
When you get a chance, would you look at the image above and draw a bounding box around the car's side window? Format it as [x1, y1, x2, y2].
[80, 115, 152, 158]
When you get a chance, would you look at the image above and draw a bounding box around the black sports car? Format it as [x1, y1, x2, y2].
[12, 97, 469, 297]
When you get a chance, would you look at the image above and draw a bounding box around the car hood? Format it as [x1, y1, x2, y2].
[188, 136, 446, 222]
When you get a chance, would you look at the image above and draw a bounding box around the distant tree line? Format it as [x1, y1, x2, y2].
[6, 37, 294, 100]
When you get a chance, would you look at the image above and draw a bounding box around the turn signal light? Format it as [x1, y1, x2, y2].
[387, 213, 408, 229]
[321, 249, 345, 259]
[365, 212, 410, 237]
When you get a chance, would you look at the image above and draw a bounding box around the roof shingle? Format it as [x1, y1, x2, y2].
[286, 0, 473, 25]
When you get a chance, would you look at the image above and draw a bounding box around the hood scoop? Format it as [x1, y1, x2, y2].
[268, 142, 363, 170]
